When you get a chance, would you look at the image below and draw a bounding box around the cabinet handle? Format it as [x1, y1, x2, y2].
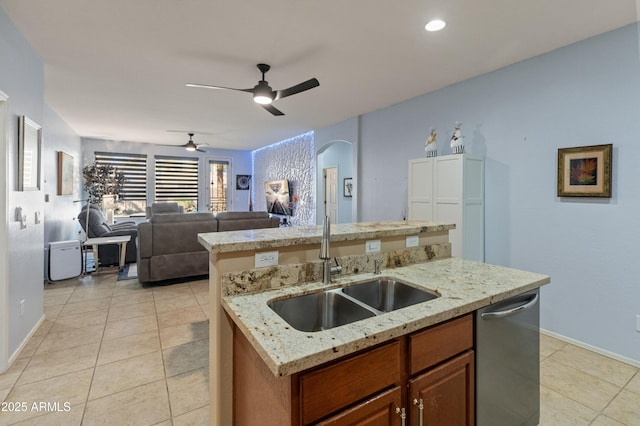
[412, 398, 424, 426]
[395, 407, 406, 426]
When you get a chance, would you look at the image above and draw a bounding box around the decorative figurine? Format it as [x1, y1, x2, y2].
[450, 122, 464, 154]
[425, 128, 437, 157]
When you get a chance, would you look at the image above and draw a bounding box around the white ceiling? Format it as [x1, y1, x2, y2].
[1, 0, 638, 151]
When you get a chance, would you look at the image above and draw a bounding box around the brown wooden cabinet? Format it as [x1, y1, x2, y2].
[233, 314, 474, 425]
[408, 351, 474, 426]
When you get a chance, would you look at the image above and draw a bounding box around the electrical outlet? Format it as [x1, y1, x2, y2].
[365, 240, 381, 254]
[20, 300, 25, 317]
[406, 235, 419, 248]
[255, 251, 278, 268]
[636, 315, 640, 332]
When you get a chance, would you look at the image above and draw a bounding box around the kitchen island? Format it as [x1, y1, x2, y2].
[199, 221, 550, 425]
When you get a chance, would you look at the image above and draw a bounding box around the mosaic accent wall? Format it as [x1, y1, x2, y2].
[252, 132, 315, 226]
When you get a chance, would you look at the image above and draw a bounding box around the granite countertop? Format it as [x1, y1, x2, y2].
[198, 220, 455, 253]
[222, 257, 550, 377]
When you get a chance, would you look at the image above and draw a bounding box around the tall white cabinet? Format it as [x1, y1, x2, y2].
[408, 154, 484, 261]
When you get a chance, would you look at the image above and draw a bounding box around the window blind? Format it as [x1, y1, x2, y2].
[94, 152, 147, 201]
[155, 156, 199, 203]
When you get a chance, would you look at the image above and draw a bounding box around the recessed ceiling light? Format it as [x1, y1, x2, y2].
[425, 19, 446, 32]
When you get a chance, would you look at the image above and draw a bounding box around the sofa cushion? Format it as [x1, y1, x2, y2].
[146, 202, 185, 218]
[215, 211, 269, 221]
[151, 213, 217, 255]
[150, 212, 214, 224]
[216, 211, 279, 232]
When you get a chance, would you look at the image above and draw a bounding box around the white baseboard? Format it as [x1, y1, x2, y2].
[541, 328, 640, 369]
[7, 314, 46, 368]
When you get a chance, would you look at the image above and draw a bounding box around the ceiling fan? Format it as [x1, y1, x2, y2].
[186, 63, 320, 116]
[181, 133, 207, 152]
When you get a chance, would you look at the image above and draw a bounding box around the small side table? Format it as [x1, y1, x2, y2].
[83, 235, 131, 273]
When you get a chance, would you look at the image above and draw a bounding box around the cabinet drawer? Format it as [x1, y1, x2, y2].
[409, 314, 472, 375]
[299, 340, 402, 425]
[316, 386, 403, 426]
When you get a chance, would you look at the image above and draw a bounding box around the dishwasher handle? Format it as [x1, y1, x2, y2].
[481, 293, 539, 320]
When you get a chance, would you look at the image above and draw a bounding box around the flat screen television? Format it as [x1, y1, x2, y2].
[264, 179, 291, 215]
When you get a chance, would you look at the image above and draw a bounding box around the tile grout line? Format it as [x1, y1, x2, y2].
[153, 284, 174, 424]
[77, 273, 117, 424]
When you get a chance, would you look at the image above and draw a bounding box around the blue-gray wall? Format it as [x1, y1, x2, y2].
[42, 104, 83, 258]
[1, 5, 45, 363]
[348, 24, 640, 363]
[2, 5, 85, 365]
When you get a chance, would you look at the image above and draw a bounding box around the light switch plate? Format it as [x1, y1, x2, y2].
[255, 251, 279, 268]
[365, 240, 381, 254]
[636, 315, 640, 332]
[406, 235, 419, 248]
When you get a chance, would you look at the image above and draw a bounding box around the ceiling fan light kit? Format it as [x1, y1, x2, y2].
[425, 19, 446, 32]
[253, 82, 274, 104]
[187, 63, 319, 116]
[181, 133, 205, 152]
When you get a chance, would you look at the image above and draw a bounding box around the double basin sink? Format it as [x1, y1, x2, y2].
[268, 277, 439, 332]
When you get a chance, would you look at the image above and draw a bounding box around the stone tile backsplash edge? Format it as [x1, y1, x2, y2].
[221, 242, 452, 296]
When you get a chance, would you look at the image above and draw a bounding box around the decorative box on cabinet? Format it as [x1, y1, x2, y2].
[408, 154, 484, 261]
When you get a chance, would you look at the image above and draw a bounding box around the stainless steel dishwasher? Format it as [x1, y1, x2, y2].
[476, 289, 540, 426]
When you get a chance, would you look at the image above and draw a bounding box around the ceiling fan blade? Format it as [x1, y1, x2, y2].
[186, 83, 253, 93]
[274, 78, 319, 100]
[261, 104, 285, 116]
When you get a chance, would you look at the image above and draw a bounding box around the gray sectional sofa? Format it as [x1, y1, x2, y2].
[136, 211, 280, 284]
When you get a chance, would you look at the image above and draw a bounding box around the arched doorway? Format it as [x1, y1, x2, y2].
[316, 140, 353, 224]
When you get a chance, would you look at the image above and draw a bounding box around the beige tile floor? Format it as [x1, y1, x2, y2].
[1, 270, 639, 425]
[0, 270, 209, 426]
[539, 333, 640, 425]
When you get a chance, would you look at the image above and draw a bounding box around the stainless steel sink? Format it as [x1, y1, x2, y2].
[268, 277, 439, 332]
[341, 278, 439, 312]
[268, 290, 376, 332]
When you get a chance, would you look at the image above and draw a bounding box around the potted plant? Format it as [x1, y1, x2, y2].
[82, 161, 126, 207]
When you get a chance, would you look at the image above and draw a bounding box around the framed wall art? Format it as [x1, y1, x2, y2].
[343, 178, 353, 197]
[236, 174, 251, 190]
[57, 151, 74, 195]
[557, 144, 612, 198]
[18, 115, 42, 191]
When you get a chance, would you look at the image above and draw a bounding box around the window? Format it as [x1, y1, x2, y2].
[95, 152, 147, 217]
[155, 156, 199, 212]
[209, 160, 229, 213]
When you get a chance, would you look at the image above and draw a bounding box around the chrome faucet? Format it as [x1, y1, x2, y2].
[374, 259, 382, 274]
[320, 216, 342, 283]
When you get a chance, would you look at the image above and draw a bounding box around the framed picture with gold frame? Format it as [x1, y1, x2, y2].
[557, 144, 612, 198]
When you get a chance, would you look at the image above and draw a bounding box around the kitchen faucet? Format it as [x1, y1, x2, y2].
[320, 216, 342, 284]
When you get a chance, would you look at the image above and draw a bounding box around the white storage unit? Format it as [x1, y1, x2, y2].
[49, 240, 82, 281]
[408, 154, 484, 261]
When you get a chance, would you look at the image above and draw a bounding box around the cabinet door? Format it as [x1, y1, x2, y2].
[408, 350, 474, 426]
[408, 158, 434, 220]
[316, 386, 403, 426]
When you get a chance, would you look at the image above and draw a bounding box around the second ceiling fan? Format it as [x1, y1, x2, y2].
[182, 133, 207, 152]
[186, 63, 319, 116]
